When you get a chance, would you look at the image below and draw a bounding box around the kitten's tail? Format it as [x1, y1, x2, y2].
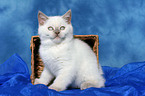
[98, 64, 104, 75]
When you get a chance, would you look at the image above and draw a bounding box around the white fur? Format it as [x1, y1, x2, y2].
[34, 11, 105, 91]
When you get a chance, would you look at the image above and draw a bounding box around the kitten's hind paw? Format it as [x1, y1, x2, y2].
[80, 81, 104, 90]
[81, 82, 95, 90]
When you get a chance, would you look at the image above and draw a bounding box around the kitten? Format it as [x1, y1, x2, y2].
[34, 9, 105, 91]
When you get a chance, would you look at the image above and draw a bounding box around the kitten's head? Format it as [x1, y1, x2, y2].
[38, 10, 73, 44]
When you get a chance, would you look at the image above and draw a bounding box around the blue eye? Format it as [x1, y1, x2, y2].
[60, 26, 65, 30]
[48, 26, 54, 31]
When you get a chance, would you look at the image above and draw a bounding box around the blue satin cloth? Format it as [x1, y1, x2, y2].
[0, 54, 145, 96]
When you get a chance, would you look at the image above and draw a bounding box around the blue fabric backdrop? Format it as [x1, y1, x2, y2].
[0, 54, 145, 96]
[0, 0, 145, 72]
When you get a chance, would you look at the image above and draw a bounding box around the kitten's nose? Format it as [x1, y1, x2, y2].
[55, 31, 60, 34]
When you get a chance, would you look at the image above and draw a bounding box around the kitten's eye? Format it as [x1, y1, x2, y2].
[60, 26, 65, 30]
[48, 26, 54, 31]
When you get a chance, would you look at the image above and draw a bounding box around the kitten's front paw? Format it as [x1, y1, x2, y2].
[49, 84, 66, 91]
[34, 78, 50, 85]
[34, 78, 41, 85]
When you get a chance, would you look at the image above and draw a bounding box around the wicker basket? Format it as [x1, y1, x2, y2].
[30, 35, 99, 84]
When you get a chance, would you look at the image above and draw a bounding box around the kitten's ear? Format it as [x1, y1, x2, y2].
[62, 9, 71, 24]
[38, 11, 48, 25]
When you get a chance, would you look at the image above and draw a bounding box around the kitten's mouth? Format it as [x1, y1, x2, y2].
[53, 35, 66, 41]
[49, 34, 66, 42]
[48, 35, 60, 39]
[54, 35, 60, 39]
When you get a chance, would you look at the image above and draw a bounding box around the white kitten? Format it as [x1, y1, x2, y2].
[34, 10, 105, 91]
